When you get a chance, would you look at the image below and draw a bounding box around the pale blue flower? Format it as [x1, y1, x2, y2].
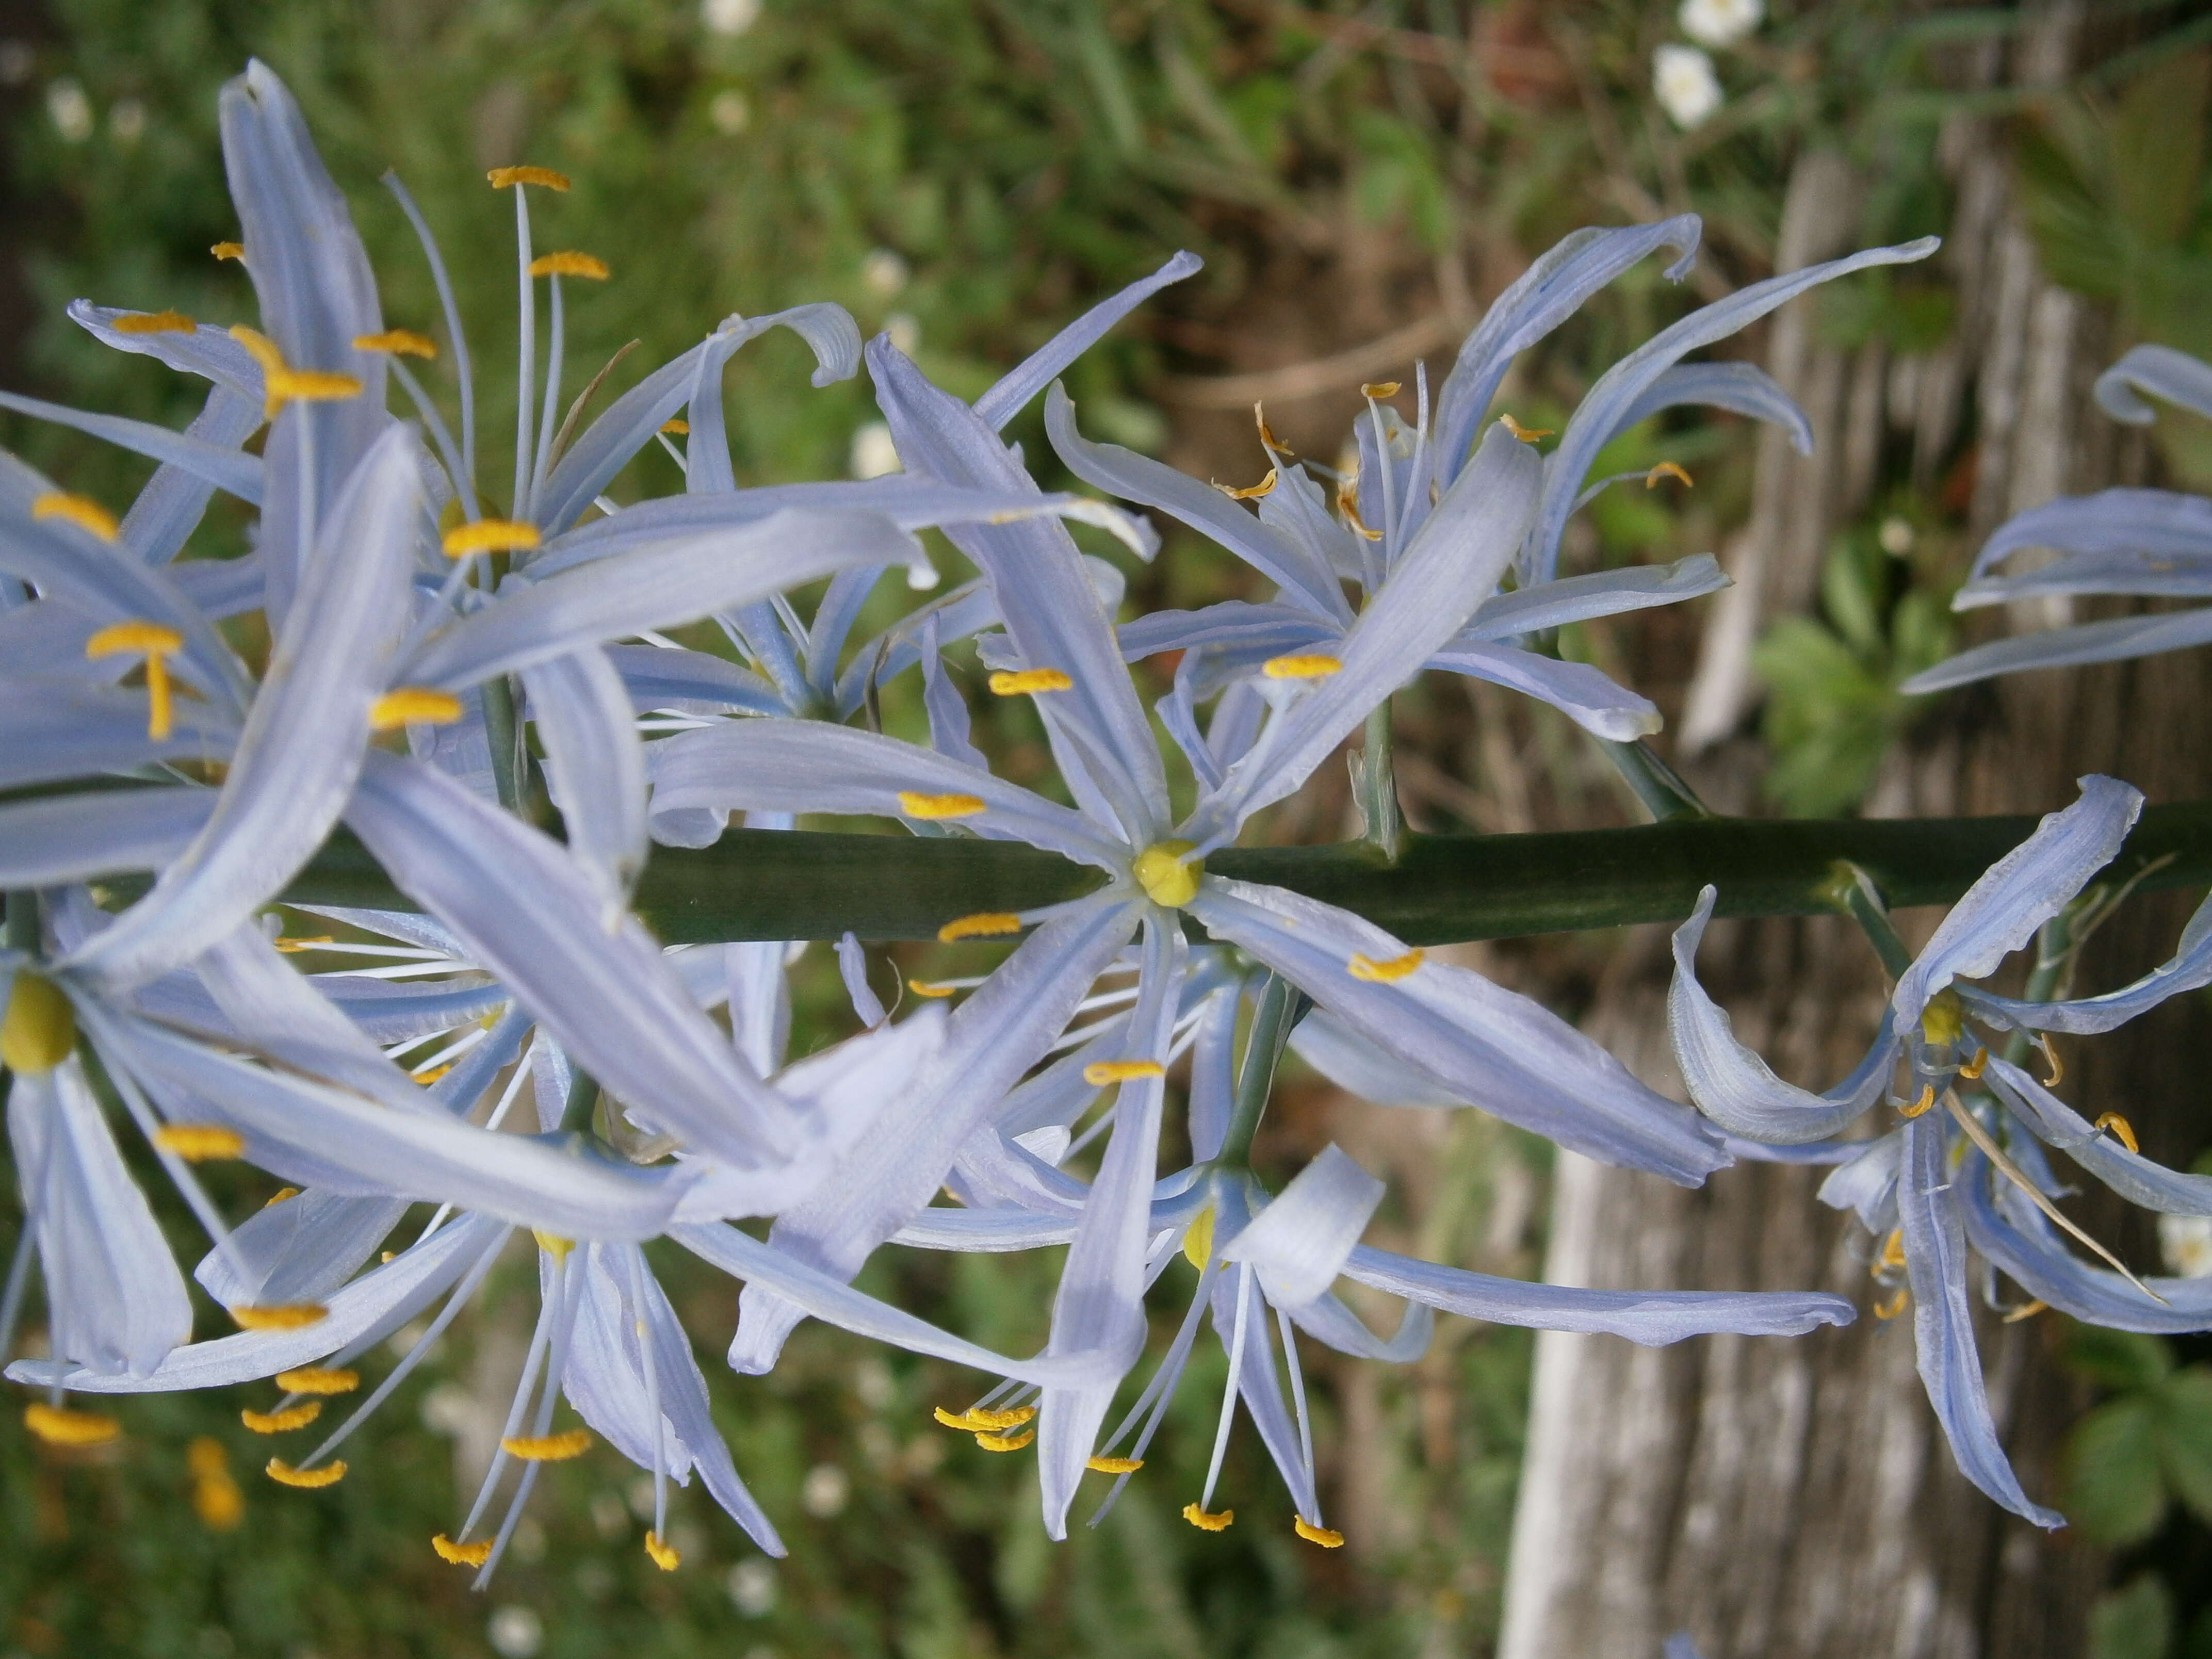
[1903, 344, 2212, 693]
[1053, 224, 1937, 741]
[1670, 774, 2212, 1525]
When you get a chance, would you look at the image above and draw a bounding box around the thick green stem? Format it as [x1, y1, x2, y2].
[1215, 973, 1308, 1168]
[262, 798, 2212, 946]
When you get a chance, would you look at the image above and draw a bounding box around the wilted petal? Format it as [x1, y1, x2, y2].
[1961, 890, 2212, 1035]
[69, 301, 266, 403]
[1891, 775, 2140, 1029]
[1600, 361, 1813, 456]
[1956, 489, 2212, 602]
[1896, 1114, 2063, 1527]
[1670, 886, 1895, 1143]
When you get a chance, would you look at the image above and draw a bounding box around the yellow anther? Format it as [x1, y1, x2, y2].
[1872, 1290, 1909, 1321]
[1337, 477, 1384, 541]
[188, 1437, 243, 1531]
[113, 310, 196, 335]
[1360, 381, 1401, 400]
[275, 1367, 360, 1395]
[500, 1429, 593, 1461]
[1646, 461, 1694, 490]
[210, 241, 245, 261]
[987, 668, 1072, 696]
[3, 973, 76, 1075]
[1254, 403, 1292, 457]
[528, 251, 609, 281]
[1262, 653, 1342, 680]
[1213, 467, 1278, 501]
[264, 1458, 347, 1488]
[1500, 414, 1554, 443]
[898, 791, 986, 820]
[2003, 1298, 2049, 1325]
[1134, 840, 1202, 908]
[230, 1304, 329, 1331]
[2037, 1034, 2064, 1087]
[938, 912, 1022, 943]
[369, 688, 464, 731]
[1294, 1518, 1345, 1548]
[975, 1427, 1035, 1452]
[352, 329, 437, 359]
[1348, 949, 1424, 983]
[659, 417, 690, 435]
[487, 165, 572, 191]
[412, 1064, 452, 1085]
[532, 1231, 575, 1261]
[1182, 1504, 1234, 1532]
[153, 1124, 245, 1161]
[1959, 1047, 1989, 1081]
[1087, 1456, 1144, 1474]
[1920, 989, 1965, 1048]
[241, 1402, 322, 1434]
[1084, 1060, 1165, 1086]
[2094, 1112, 2139, 1156]
[644, 1531, 681, 1571]
[24, 1403, 119, 1446]
[1877, 1228, 1906, 1272]
[34, 492, 120, 541]
[87, 618, 187, 736]
[433, 1533, 494, 1566]
[441, 518, 541, 557]
[1182, 1206, 1215, 1271]
[907, 979, 958, 999]
[264, 1186, 302, 1207]
[273, 936, 334, 954]
[229, 327, 364, 418]
[933, 1404, 1035, 1432]
[1899, 1085, 1937, 1119]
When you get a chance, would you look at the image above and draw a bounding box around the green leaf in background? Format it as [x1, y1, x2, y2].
[2091, 1575, 2176, 1659]
[2064, 1397, 2168, 1547]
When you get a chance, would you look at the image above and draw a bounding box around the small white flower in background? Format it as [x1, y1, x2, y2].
[726, 1558, 778, 1616]
[46, 76, 91, 142]
[1653, 44, 1723, 129]
[853, 1354, 896, 1408]
[703, 0, 762, 36]
[2160, 1213, 2212, 1278]
[850, 420, 902, 479]
[108, 97, 145, 144]
[1879, 515, 1916, 556]
[590, 1490, 630, 1541]
[486, 1606, 543, 1659]
[885, 311, 921, 356]
[799, 1461, 849, 1517]
[860, 248, 909, 300]
[1679, 0, 1763, 49]
[709, 88, 750, 134]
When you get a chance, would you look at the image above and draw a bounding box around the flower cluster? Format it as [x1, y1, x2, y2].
[2, 58, 2200, 1586]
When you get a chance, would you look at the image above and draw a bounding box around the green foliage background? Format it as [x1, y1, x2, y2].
[5, 3, 2211, 1656]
